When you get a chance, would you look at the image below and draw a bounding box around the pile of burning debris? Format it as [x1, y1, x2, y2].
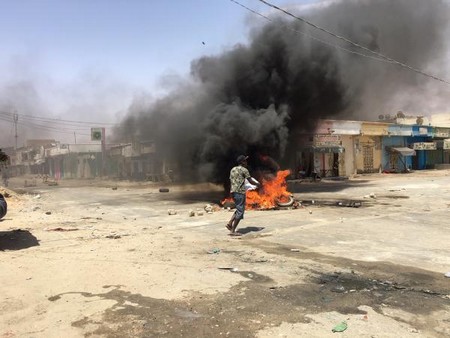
[222, 170, 299, 210]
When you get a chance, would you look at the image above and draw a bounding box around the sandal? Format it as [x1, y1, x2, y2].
[229, 232, 242, 236]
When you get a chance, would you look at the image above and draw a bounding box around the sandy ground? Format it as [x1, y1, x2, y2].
[0, 171, 449, 338]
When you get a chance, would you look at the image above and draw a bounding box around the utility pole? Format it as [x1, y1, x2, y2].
[74, 132, 77, 144]
[101, 128, 106, 176]
[13, 112, 18, 150]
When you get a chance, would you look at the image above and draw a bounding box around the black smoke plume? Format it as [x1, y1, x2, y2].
[114, 0, 449, 185]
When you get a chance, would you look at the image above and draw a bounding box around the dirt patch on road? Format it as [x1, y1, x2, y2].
[45, 240, 450, 338]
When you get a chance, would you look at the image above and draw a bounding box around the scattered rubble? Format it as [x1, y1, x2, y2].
[337, 201, 362, 208]
[207, 248, 221, 254]
[204, 204, 214, 213]
[332, 321, 348, 333]
[222, 201, 235, 209]
[168, 209, 177, 215]
[106, 234, 122, 239]
[218, 267, 238, 272]
[44, 227, 78, 232]
[105, 232, 130, 239]
[332, 285, 346, 293]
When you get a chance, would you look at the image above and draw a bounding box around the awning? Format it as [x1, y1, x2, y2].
[301, 145, 345, 153]
[389, 147, 416, 156]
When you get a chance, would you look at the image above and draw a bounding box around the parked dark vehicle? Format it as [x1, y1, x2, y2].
[0, 193, 7, 219]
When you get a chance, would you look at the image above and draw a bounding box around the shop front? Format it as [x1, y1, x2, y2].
[297, 134, 345, 178]
[385, 146, 416, 172]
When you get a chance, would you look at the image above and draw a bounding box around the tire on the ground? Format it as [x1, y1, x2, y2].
[275, 195, 295, 207]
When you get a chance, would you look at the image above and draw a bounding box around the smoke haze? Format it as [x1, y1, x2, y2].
[0, 56, 134, 147]
[114, 0, 449, 183]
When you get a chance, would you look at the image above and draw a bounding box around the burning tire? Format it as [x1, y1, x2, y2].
[275, 195, 294, 207]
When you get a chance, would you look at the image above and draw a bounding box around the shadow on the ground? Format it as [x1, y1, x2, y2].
[287, 179, 374, 193]
[155, 190, 226, 204]
[0, 229, 40, 251]
[237, 226, 265, 235]
[156, 180, 375, 204]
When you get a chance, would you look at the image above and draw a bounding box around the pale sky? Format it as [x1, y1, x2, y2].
[0, 0, 319, 145]
[1, 0, 248, 86]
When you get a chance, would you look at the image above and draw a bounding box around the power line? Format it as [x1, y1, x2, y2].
[229, 0, 392, 64]
[254, 0, 450, 85]
[0, 110, 117, 126]
[0, 115, 91, 136]
[0, 113, 90, 131]
[0, 113, 89, 131]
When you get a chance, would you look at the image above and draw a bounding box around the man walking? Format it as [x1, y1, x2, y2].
[226, 155, 259, 236]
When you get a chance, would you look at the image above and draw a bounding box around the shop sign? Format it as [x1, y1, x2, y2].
[314, 134, 341, 146]
[444, 139, 450, 150]
[361, 124, 389, 136]
[388, 126, 412, 136]
[412, 142, 437, 150]
[435, 128, 450, 138]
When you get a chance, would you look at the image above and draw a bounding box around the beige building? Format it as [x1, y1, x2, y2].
[295, 120, 360, 178]
[354, 122, 389, 174]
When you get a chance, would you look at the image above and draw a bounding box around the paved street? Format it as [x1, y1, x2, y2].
[1, 171, 450, 337]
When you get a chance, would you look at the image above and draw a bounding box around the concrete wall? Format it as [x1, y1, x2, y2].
[340, 135, 355, 176]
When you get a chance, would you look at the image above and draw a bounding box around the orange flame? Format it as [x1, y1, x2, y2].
[222, 170, 292, 210]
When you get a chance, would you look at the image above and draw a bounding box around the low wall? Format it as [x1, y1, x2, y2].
[434, 164, 450, 170]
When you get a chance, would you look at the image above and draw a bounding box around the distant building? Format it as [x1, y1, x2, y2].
[293, 114, 450, 178]
[109, 140, 163, 180]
